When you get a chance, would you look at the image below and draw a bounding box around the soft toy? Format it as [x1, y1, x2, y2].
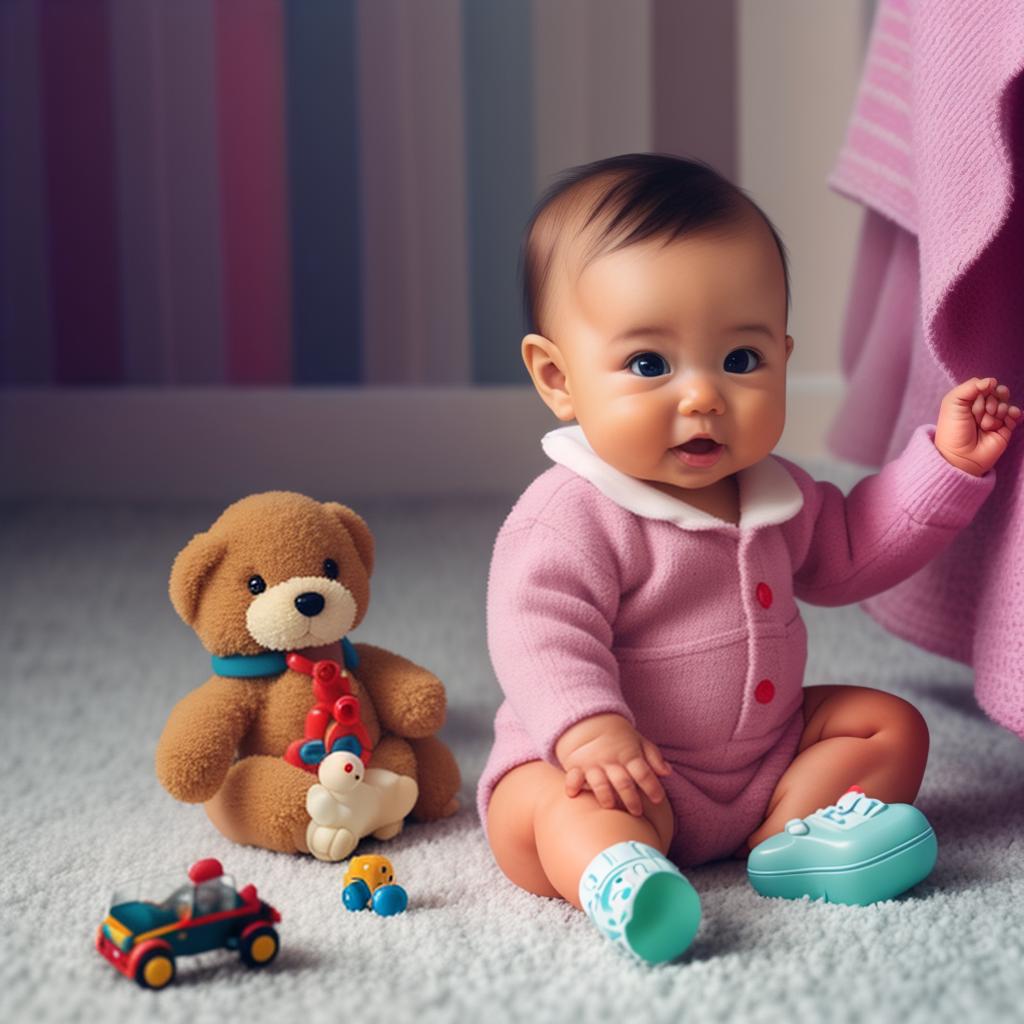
[305, 751, 419, 861]
[156, 491, 461, 855]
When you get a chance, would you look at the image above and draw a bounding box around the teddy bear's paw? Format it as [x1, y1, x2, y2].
[372, 821, 404, 841]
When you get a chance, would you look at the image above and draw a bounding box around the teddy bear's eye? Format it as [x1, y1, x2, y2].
[248, 575, 267, 595]
[323, 558, 339, 580]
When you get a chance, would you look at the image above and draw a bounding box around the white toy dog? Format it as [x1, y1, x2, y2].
[305, 751, 419, 862]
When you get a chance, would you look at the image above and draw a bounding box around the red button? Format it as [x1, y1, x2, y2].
[756, 583, 773, 609]
[754, 679, 775, 704]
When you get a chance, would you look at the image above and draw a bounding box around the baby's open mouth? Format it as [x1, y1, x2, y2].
[672, 438, 724, 468]
[678, 438, 720, 455]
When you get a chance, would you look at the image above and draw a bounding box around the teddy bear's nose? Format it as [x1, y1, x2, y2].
[295, 592, 326, 617]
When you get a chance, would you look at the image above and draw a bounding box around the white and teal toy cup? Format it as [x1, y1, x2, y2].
[579, 841, 701, 964]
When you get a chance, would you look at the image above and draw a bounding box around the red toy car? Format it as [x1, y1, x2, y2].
[95, 858, 281, 989]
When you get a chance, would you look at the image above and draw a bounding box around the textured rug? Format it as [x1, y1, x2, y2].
[2, 479, 1022, 1023]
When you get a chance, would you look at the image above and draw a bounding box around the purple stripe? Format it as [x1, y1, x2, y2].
[0, 0, 53, 384]
[39, 0, 122, 384]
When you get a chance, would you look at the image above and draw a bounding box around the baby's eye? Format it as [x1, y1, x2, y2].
[627, 352, 670, 377]
[723, 348, 761, 374]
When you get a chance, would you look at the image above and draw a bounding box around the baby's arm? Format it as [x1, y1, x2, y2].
[787, 378, 1016, 606]
[487, 507, 667, 815]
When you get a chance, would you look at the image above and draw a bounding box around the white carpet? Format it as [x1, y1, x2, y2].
[2, 483, 1023, 1024]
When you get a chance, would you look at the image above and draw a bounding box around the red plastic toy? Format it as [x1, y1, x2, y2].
[283, 654, 374, 773]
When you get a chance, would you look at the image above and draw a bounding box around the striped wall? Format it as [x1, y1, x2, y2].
[0, 0, 739, 387]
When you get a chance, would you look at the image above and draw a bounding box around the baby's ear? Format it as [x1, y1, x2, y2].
[324, 503, 375, 576]
[522, 333, 574, 420]
[169, 532, 227, 626]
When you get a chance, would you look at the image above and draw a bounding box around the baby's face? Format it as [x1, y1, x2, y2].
[537, 213, 792, 498]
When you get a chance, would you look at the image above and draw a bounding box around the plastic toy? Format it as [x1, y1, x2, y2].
[95, 858, 281, 990]
[746, 786, 938, 905]
[579, 842, 700, 964]
[341, 855, 408, 916]
[306, 750, 418, 862]
[156, 491, 461, 856]
[282, 652, 375, 773]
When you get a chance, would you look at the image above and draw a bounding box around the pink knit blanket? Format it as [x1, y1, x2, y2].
[828, 0, 1024, 738]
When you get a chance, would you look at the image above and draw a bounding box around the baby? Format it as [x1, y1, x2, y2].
[477, 153, 1019, 963]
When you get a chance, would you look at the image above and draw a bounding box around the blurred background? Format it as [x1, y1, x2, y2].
[0, 0, 875, 501]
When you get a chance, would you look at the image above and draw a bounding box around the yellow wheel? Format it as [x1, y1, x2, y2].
[240, 925, 279, 968]
[135, 949, 176, 990]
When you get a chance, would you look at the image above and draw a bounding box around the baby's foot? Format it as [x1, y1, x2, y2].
[579, 841, 701, 965]
[747, 786, 937, 905]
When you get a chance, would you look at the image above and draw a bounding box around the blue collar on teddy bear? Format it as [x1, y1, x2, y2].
[211, 636, 360, 678]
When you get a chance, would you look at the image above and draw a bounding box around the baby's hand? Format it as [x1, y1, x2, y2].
[934, 377, 1020, 476]
[554, 713, 671, 816]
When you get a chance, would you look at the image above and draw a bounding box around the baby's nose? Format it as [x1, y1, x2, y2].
[677, 374, 725, 416]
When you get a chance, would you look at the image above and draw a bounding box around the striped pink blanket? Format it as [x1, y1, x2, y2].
[828, 0, 1024, 738]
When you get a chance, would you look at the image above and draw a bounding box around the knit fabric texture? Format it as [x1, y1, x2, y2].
[826, 0, 1024, 736]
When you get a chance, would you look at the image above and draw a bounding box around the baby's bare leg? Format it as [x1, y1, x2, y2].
[747, 685, 929, 850]
[487, 760, 674, 908]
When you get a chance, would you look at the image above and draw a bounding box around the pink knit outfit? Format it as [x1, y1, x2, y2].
[478, 424, 994, 867]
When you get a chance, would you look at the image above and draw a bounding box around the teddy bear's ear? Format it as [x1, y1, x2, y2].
[324, 502, 375, 576]
[169, 531, 228, 627]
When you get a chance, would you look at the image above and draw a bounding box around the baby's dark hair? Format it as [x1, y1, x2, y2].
[520, 153, 790, 336]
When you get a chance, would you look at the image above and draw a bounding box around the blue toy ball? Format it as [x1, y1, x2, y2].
[342, 879, 372, 912]
[371, 884, 408, 917]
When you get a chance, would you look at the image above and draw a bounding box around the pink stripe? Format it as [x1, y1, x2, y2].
[39, 0, 122, 384]
[214, 0, 291, 384]
[873, 39, 911, 71]
[865, 62, 912, 101]
[831, 152, 917, 234]
[847, 124, 914, 180]
[159, 1, 226, 384]
[856, 93, 913, 142]
[877, 14, 911, 42]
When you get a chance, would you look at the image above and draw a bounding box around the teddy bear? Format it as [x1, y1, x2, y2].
[305, 750, 419, 862]
[156, 491, 461, 855]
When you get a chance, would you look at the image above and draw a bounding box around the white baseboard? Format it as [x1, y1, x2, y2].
[0, 377, 845, 501]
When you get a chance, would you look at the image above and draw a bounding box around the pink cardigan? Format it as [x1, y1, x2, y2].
[478, 425, 993, 865]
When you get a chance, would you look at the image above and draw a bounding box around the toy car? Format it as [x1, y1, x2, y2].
[95, 858, 281, 989]
[342, 854, 408, 916]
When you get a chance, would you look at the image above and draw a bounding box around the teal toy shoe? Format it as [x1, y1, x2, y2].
[747, 787, 937, 906]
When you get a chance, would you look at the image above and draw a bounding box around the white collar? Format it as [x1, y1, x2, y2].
[541, 424, 804, 531]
